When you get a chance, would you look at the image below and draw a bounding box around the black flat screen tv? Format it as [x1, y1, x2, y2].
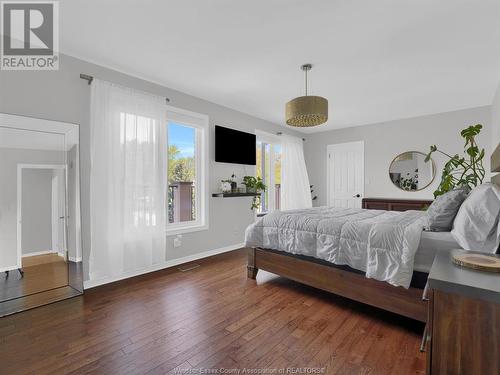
[215, 125, 256, 165]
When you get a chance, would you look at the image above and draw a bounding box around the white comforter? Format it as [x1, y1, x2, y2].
[245, 207, 426, 288]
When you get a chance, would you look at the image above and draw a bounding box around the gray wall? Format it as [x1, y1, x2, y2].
[492, 83, 500, 149]
[304, 106, 492, 206]
[21, 169, 53, 254]
[0, 54, 302, 282]
[0, 148, 64, 269]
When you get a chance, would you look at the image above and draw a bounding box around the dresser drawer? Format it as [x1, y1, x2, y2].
[363, 202, 388, 210]
[427, 250, 500, 374]
[428, 290, 500, 374]
[362, 198, 432, 211]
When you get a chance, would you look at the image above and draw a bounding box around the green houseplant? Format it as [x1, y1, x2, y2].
[400, 169, 419, 191]
[425, 124, 485, 198]
[242, 176, 266, 210]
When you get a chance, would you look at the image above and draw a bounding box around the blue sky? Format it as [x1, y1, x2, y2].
[168, 122, 195, 158]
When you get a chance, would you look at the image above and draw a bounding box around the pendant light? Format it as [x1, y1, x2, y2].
[285, 64, 328, 127]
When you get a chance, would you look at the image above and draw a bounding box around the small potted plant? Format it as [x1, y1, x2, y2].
[242, 176, 266, 210]
[400, 169, 419, 191]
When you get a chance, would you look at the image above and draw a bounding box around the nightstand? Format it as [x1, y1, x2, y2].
[424, 249, 500, 374]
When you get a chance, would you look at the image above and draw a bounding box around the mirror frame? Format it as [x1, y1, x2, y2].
[389, 150, 436, 192]
[0, 113, 83, 317]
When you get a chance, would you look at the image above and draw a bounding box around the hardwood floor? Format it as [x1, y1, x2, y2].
[0, 249, 426, 374]
[1, 254, 68, 301]
[22, 253, 65, 268]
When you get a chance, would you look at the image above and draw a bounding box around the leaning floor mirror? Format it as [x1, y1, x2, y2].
[0, 113, 83, 317]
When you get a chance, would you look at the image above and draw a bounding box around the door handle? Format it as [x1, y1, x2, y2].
[353, 194, 361, 198]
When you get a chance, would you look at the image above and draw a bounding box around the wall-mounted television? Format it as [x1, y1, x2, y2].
[215, 125, 256, 165]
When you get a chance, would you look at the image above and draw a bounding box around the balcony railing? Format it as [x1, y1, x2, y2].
[259, 184, 281, 213]
[168, 182, 279, 221]
[168, 181, 194, 223]
[275, 183, 280, 210]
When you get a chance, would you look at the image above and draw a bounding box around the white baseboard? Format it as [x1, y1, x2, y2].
[0, 265, 21, 272]
[22, 250, 58, 258]
[83, 243, 245, 290]
[69, 256, 82, 262]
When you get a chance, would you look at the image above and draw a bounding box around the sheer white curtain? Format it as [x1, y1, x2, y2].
[89, 79, 167, 282]
[280, 134, 312, 210]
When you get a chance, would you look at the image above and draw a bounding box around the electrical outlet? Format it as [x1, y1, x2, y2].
[173, 235, 182, 248]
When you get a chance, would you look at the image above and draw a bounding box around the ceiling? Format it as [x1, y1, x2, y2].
[60, 0, 500, 133]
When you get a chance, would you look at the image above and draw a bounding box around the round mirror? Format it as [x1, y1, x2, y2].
[389, 151, 436, 191]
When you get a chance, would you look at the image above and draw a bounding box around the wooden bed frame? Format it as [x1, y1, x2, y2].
[247, 247, 428, 322]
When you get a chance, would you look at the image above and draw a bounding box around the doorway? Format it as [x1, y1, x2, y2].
[51, 169, 66, 258]
[327, 141, 365, 208]
[13, 164, 69, 298]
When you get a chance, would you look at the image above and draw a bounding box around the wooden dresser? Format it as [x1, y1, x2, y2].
[362, 197, 432, 211]
[425, 250, 500, 374]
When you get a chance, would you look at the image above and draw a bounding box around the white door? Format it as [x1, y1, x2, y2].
[327, 141, 364, 208]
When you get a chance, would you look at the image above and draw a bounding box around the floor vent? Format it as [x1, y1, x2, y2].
[177, 263, 200, 272]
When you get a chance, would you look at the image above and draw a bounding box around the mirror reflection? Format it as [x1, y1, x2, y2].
[389, 151, 436, 191]
[0, 116, 82, 316]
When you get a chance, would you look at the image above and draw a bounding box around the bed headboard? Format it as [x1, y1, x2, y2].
[492, 143, 500, 186]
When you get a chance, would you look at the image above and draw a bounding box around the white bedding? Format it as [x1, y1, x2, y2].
[414, 231, 460, 272]
[245, 207, 426, 288]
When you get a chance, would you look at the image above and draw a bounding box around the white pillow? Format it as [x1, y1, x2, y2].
[451, 183, 500, 253]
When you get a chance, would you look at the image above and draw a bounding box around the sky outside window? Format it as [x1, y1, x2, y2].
[168, 122, 195, 158]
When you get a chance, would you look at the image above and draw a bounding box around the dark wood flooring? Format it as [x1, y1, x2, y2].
[1, 254, 68, 302]
[0, 249, 426, 374]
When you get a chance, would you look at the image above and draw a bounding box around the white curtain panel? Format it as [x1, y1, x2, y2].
[280, 134, 312, 210]
[89, 79, 167, 281]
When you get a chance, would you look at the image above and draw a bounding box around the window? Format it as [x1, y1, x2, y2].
[256, 132, 281, 215]
[166, 107, 208, 235]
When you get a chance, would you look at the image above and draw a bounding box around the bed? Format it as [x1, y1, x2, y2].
[245, 207, 431, 321]
[245, 147, 500, 323]
[414, 231, 459, 273]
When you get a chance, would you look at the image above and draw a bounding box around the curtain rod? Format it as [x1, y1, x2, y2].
[80, 73, 93, 84]
[276, 132, 305, 141]
[79, 75, 304, 131]
[79, 73, 171, 103]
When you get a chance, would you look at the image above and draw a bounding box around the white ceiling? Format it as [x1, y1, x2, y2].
[60, 0, 500, 133]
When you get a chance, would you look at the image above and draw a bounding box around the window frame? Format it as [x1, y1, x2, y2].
[166, 106, 209, 236]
